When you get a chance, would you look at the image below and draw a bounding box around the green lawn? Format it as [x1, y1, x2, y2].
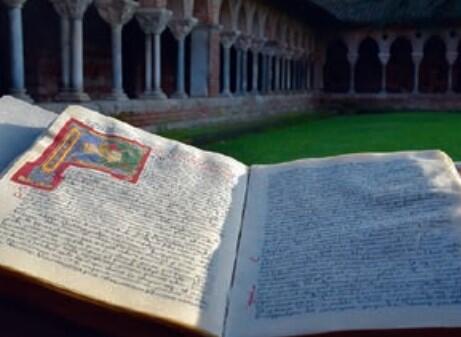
[161, 112, 461, 165]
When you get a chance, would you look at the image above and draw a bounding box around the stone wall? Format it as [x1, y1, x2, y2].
[40, 93, 315, 131]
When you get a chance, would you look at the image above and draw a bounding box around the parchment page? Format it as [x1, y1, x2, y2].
[0, 106, 248, 337]
[227, 151, 461, 337]
[0, 95, 56, 174]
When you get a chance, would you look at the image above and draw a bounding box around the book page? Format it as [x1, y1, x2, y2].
[0, 96, 56, 174]
[0, 106, 248, 337]
[227, 151, 461, 337]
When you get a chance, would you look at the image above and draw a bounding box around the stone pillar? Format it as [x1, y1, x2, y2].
[235, 36, 251, 95]
[347, 52, 358, 94]
[274, 54, 281, 93]
[447, 50, 458, 93]
[378, 52, 390, 94]
[260, 50, 267, 94]
[50, 0, 93, 101]
[412, 52, 423, 94]
[235, 48, 242, 95]
[136, 8, 172, 99]
[168, 17, 198, 99]
[59, 16, 71, 97]
[220, 31, 237, 97]
[286, 51, 293, 93]
[190, 23, 221, 97]
[96, 0, 138, 101]
[250, 38, 264, 95]
[2, 0, 31, 101]
[280, 55, 286, 91]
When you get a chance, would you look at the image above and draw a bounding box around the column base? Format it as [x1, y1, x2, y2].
[251, 90, 260, 96]
[105, 91, 129, 101]
[140, 90, 168, 100]
[55, 90, 90, 102]
[10, 90, 33, 103]
[171, 91, 188, 99]
[220, 90, 233, 98]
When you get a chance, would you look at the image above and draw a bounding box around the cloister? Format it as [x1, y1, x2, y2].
[0, 0, 460, 129]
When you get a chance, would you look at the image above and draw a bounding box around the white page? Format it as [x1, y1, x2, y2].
[0, 95, 56, 174]
[0, 106, 248, 337]
[227, 151, 461, 337]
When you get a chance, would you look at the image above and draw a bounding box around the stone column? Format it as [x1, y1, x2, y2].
[347, 51, 358, 94]
[250, 38, 264, 95]
[280, 55, 286, 91]
[2, 0, 31, 101]
[273, 54, 280, 93]
[260, 49, 267, 94]
[190, 23, 221, 97]
[220, 31, 237, 97]
[96, 0, 138, 101]
[286, 50, 293, 93]
[412, 52, 423, 94]
[136, 8, 172, 99]
[168, 17, 198, 99]
[235, 36, 250, 95]
[378, 52, 390, 94]
[447, 50, 458, 94]
[50, 0, 93, 101]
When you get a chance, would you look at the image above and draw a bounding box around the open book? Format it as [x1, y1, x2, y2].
[1, 105, 461, 337]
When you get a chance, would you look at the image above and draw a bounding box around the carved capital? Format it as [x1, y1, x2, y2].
[49, 0, 93, 19]
[250, 37, 266, 52]
[378, 52, 390, 65]
[95, 0, 138, 27]
[220, 30, 239, 49]
[168, 17, 198, 40]
[347, 51, 359, 64]
[2, 0, 27, 8]
[235, 35, 252, 51]
[447, 51, 458, 65]
[412, 51, 424, 64]
[136, 7, 172, 35]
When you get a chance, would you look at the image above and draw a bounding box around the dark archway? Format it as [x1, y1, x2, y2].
[356, 37, 382, 93]
[387, 37, 414, 93]
[420, 35, 448, 93]
[323, 39, 349, 93]
[452, 42, 461, 93]
[23, 0, 60, 101]
[122, 19, 145, 99]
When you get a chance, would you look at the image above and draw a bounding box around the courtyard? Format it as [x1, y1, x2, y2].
[163, 111, 461, 164]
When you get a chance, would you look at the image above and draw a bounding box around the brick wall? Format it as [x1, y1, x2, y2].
[40, 94, 316, 131]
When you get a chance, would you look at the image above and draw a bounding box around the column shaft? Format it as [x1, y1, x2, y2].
[174, 37, 187, 98]
[221, 46, 231, 96]
[144, 34, 153, 93]
[236, 49, 242, 94]
[251, 49, 259, 94]
[274, 56, 280, 92]
[71, 18, 84, 92]
[110, 24, 126, 99]
[242, 49, 248, 94]
[8, 5, 29, 100]
[349, 63, 356, 94]
[60, 16, 71, 91]
[413, 61, 421, 94]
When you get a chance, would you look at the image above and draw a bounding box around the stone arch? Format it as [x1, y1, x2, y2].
[167, 0, 193, 19]
[387, 36, 414, 93]
[237, 2, 246, 34]
[356, 37, 382, 93]
[324, 39, 350, 93]
[219, 0, 233, 30]
[252, 9, 260, 38]
[420, 35, 448, 93]
[193, 0, 218, 24]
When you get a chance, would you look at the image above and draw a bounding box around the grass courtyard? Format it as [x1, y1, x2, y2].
[161, 112, 461, 165]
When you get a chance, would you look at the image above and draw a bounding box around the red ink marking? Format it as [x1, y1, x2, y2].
[247, 285, 256, 308]
[249, 256, 260, 263]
